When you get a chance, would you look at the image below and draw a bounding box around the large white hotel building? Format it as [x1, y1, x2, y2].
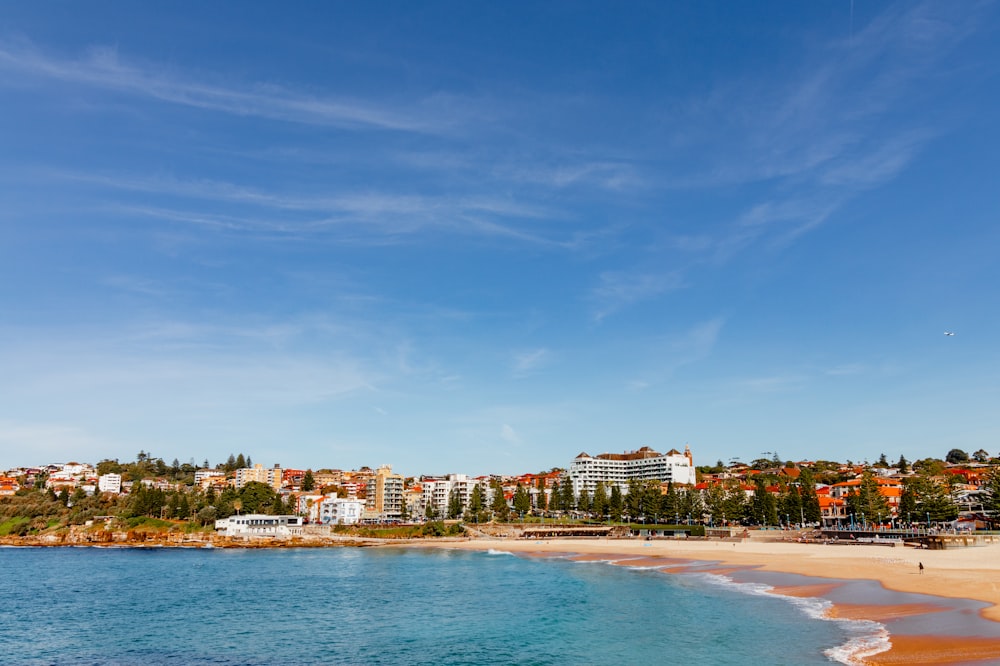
[567, 445, 696, 496]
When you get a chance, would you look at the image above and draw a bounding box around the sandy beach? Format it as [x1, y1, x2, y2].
[415, 537, 1000, 665]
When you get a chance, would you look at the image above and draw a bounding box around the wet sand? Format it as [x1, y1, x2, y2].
[413, 537, 1000, 665]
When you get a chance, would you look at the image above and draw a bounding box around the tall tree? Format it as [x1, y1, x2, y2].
[591, 483, 608, 518]
[799, 469, 822, 524]
[845, 471, 890, 524]
[625, 479, 643, 519]
[535, 477, 547, 511]
[513, 484, 531, 517]
[448, 487, 463, 519]
[899, 478, 918, 523]
[660, 482, 679, 522]
[490, 479, 509, 521]
[750, 477, 778, 526]
[561, 479, 576, 512]
[466, 483, 486, 523]
[301, 470, 316, 492]
[723, 483, 748, 524]
[703, 483, 727, 525]
[609, 484, 624, 522]
[984, 467, 1000, 525]
[548, 481, 562, 512]
[778, 481, 802, 526]
[575, 486, 590, 514]
[913, 476, 958, 522]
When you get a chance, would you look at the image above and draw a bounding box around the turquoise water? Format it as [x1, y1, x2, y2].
[0, 546, 872, 664]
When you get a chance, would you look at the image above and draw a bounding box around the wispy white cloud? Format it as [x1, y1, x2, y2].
[45, 169, 575, 246]
[659, 1, 988, 265]
[626, 317, 725, 390]
[733, 374, 806, 394]
[512, 348, 550, 378]
[500, 423, 521, 445]
[0, 39, 446, 133]
[591, 270, 686, 321]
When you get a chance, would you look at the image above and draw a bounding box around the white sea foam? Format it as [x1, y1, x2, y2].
[486, 548, 514, 556]
[694, 572, 890, 665]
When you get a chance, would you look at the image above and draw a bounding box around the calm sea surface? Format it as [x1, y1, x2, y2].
[0, 546, 878, 665]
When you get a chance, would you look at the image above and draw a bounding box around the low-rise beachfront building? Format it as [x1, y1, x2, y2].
[215, 514, 304, 538]
[319, 497, 366, 525]
[567, 446, 696, 497]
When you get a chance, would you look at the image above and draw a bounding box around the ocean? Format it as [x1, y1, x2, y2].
[0, 546, 884, 665]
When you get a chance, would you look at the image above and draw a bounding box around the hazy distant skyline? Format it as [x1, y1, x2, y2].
[2, 1, 999, 475]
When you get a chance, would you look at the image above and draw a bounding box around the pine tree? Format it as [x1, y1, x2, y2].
[984, 467, 1000, 526]
[660, 482, 679, 521]
[491, 480, 509, 521]
[899, 478, 918, 523]
[846, 471, 891, 524]
[591, 483, 608, 518]
[235, 453, 246, 469]
[549, 481, 562, 512]
[301, 470, 315, 492]
[448, 487, 463, 519]
[609, 485, 624, 522]
[751, 477, 778, 525]
[466, 484, 486, 523]
[561, 479, 576, 511]
[799, 468, 822, 524]
[536, 478, 548, 511]
[513, 484, 531, 518]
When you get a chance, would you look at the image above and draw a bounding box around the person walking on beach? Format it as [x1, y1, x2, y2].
[919, 562, 924, 574]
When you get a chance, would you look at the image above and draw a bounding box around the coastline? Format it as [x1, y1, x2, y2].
[407, 537, 1000, 665]
[8, 531, 1000, 664]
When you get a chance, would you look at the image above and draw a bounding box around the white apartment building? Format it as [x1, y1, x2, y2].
[420, 474, 486, 518]
[567, 446, 696, 497]
[98, 473, 122, 494]
[214, 514, 303, 538]
[319, 496, 366, 525]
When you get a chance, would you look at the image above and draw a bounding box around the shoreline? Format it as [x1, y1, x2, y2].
[9, 533, 1000, 664]
[405, 537, 1000, 665]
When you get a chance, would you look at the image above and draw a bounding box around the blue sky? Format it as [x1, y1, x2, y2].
[2, 1, 999, 475]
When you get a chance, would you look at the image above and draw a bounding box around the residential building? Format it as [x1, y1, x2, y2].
[234, 464, 283, 490]
[194, 469, 225, 488]
[0, 477, 19, 496]
[98, 473, 122, 494]
[567, 446, 696, 497]
[319, 496, 366, 525]
[366, 465, 403, 521]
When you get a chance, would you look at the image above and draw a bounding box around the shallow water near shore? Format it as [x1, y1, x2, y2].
[0, 546, 918, 665]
